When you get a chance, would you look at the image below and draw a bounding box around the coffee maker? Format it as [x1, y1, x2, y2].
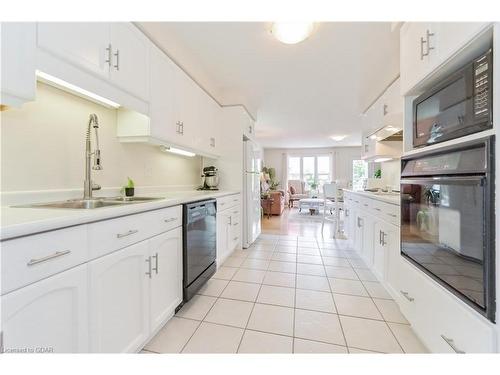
[200, 166, 219, 190]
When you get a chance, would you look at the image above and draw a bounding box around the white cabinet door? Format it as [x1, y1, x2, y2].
[149, 228, 183, 332]
[1, 22, 36, 107]
[435, 22, 489, 64]
[1, 264, 89, 353]
[400, 22, 438, 94]
[149, 45, 175, 141]
[109, 23, 149, 100]
[37, 22, 110, 79]
[171, 63, 197, 148]
[89, 241, 149, 353]
[372, 221, 386, 279]
[216, 210, 231, 266]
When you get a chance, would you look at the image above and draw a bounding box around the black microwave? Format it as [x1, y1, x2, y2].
[413, 49, 493, 148]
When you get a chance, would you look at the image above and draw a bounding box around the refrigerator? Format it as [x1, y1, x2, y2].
[243, 139, 262, 248]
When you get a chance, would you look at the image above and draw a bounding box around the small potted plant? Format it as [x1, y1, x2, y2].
[123, 177, 135, 197]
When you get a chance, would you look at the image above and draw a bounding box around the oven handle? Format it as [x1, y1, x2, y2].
[401, 176, 485, 186]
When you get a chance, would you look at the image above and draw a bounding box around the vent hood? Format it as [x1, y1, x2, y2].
[366, 112, 403, 142]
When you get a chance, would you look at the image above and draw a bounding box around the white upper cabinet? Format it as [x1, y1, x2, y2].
[37, 22, 111, 79]
[400, 22, 490, 94]
[36, 22, 149, 102]
[1, 22, 36, 107]
[1, 264, 89, 353]
[173, 63, 200, 148]
[148, 44, 175, 141]
[148, 228, 183, 331]
[109, 23, 149, 100]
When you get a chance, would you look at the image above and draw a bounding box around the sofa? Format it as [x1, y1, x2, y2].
[287, 180, 308, 208]
[262, 190, 285, 216]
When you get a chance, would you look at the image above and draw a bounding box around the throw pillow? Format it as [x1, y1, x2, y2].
[289, 186, 296, 195]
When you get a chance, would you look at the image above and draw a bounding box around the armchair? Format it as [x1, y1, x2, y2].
[287, 180, 308, 208]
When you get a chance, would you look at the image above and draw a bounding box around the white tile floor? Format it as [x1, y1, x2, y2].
[143, 234, 428, 354]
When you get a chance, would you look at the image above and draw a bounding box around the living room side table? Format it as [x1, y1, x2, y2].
[261, 197, 274, 219]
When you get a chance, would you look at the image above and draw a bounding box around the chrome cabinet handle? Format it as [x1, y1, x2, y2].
[357, 217, 363, 228]
[420, 29, 434, 60]
[379, 230, 383, 245]
[381, 231, 387, 246]
[176, 121, 184, 134]
[145, 256, 152, 278]
[345, 209, 349, 217]
[233, 198, 238, 202]
[400, 290, 414, 302]
[152, 253, 159, 274]
[233, 237, 239, 241]
[27, 250, 71, 267]
[105, 44, 112, 67]
[387, 213, 397, 218]
[116, 229, 138, 238]
[210, 137, 216, 147]
[164, 217, 177, 223]
[113, 49, 120, 70]
[363, 203, 368, 207]
[420, 36, 426, 60]
[233, 210, 238, 214]
[374, 207, 381, 211]
[233, 222, 239, 226]
[441, 335, 465, 354]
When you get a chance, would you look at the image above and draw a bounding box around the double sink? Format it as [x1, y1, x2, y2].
[17, 196, 164, 210]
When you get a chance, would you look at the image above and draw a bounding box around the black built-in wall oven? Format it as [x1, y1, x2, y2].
[413, 48, 492, 148]
[400, 136, 495, 322]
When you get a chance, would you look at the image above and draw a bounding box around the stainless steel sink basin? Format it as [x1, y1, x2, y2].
[15, 197, 164, 210]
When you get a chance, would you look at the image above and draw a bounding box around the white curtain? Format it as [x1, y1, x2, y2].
[281, 152, 289, 191]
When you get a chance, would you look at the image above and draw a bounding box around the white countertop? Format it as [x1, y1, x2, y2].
[343, 189, 400, 205]
[1, 190, 240, 241]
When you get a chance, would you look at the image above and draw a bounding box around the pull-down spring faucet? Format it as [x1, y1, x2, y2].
[83, 114, 102, 200]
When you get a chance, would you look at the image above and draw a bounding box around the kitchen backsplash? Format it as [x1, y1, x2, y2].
[1, 82, 201, 193]
[381, 159, 401, 190]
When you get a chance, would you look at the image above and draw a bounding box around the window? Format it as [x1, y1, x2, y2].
[352, 159, 368, 191]
[287, 155, 332, 191]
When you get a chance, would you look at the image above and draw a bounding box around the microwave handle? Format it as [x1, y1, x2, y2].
[401, 176, 485, 186]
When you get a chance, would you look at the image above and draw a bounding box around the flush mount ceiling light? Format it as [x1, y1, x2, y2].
[270, 22, 315, 44]
[330, 135, 347, 141]
[159, 145, 195, 157]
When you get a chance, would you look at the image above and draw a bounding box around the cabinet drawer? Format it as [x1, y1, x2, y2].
[88, 211, 150, 259]
[217, 194, 240, 211]
[1, 225, 88, 294]
[144, 206, 182, 236]
[381, 203, 399, 226]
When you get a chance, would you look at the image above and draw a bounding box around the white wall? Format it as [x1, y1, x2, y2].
[1, 83, 201, 193]
[263, 146, 361, 189]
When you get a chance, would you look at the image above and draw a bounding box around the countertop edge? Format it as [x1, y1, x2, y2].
[343, 189, 400, 206]
[1, 191, 240, 241]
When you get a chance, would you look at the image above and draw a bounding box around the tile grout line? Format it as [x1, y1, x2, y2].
[235, 238, 278, 353]
[319, 236, 350, 352]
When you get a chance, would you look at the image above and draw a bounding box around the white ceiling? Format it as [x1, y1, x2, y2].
[138, 22, 400, 148]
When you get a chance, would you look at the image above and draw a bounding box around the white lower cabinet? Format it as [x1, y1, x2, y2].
[89, 241, 150, 353]
[346, 190, 497, 353]
[216, 194, 241, 266]
[149, 228, 183, 331]
[1, 264, 89, 353]
[89, 226, 183, 353]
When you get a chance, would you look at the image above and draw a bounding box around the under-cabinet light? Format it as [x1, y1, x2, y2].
[373, 157, 393, 163]
[36, 71, 121, 108]
[159, 145, 196, 157]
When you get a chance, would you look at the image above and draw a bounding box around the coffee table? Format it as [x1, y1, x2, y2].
[298, 198, 324, 215]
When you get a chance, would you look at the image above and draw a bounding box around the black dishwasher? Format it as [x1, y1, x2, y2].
[183, 199, 217, 301]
